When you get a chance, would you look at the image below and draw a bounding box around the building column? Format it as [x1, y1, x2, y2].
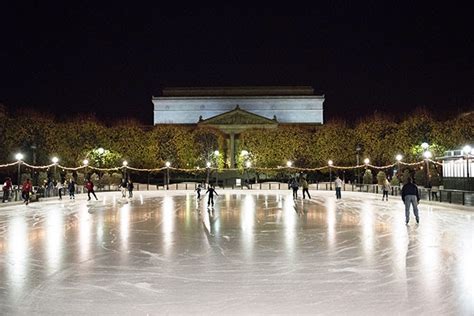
[230, 132, 235, 168]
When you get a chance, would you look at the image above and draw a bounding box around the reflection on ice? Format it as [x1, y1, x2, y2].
[0, 190, 472, 315]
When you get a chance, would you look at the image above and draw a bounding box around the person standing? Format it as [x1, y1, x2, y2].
[382, 179, 391, 201]
[431, 184, 439, 201]
[119, 179, 127, 198]
[334, 176, 343, 199]
[22, 178, 32, 205]
[196, 183, 202, 199]
[301, 178, 311, 199]
[85, 179, 98, 201]
[206, 185, 218, 207]
[68, 179, 75, 199]
[56, 180, 64, 200]
[401, 177, 420, 224]
[2, 177, 12, 203]
[127, 179, 134, 198]
[290, 178, 299, 200]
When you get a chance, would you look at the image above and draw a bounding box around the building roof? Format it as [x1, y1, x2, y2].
[157, 86, 319, 97]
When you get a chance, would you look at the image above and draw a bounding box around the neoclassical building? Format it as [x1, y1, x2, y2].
[152, 86, 324, 167]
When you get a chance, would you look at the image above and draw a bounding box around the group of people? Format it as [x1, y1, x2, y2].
[289, 175, 344, 200]
[119, 179, 134, 198]
[195, 183, 219, 207]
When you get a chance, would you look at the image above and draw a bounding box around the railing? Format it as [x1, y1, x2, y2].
[3, 182, 473, 207]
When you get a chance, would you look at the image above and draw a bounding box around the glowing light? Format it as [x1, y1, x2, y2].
[421, 142, 429, 150]
[245, 161, 251, 168]
[206, 161, 211, 168]
[396, 154, 403, 161]
[241, 150, 249, 156]
[462, 145, 472, 155]
[122, 160, 128, 166]
[52, 157, 59, 164]
[364, 158, 370, 164]
[97, 147, 105, 154]
[15, 153, 24, 160]
[165, 161, 171, 167]
[214, 150, 220, 156]
[83, 159, 89, 165]
[328, 160, 333, 166]
[286, 161, 292, 167]
[423, 151, 432, 159]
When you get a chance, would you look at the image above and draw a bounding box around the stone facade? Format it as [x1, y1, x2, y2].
[152, 86, 324, 125]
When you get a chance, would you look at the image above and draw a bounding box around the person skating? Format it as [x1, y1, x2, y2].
[68, 179, 75, 199]
[301, 178, 311, 199]
[206, 185, 218, 207]
[334, 176, 343, 199]
[119, 179, 127, 198]
[196, 183, 202, 199]
[56, 180, 64, 200]
[85, 179, 98, 201]
[22, 178, 32, 205]
[2, 177, 12, 203]
[382, 179, 391, 201]
[401, 177, 420, 224]
[127, 179, 134, 198]
[290, 178, 299, 200]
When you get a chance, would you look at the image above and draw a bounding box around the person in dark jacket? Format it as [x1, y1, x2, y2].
[2, 177, 12, 203]
[85, 179, 98, 201]
[68, 179, 75, 199]
[127, 179, 134, 198]
[206, 185, 218, 207]
[290, 178, 299, 200]
[401, 177, 420, 224]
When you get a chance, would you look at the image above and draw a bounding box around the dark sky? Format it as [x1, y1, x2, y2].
[1, 3, 472, 124]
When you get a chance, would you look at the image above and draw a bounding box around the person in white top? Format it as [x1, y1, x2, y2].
[334, 176, 343, 199]
[55, 180, 64, 200]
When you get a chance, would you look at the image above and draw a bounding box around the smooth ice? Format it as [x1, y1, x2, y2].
[0, 190, 473, 315]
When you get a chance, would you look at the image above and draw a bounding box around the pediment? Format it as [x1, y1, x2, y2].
[199, 106, 277, 125]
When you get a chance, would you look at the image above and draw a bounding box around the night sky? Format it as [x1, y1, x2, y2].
[1, 3, 472, 124]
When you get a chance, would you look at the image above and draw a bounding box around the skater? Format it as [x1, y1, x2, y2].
[127, 179, 134, 198]
[401, 177, 420, 224]
[68, 179, 75, 199]
[2, 177, 12, 203]
[196, 183, 202, 199]
[431, 184, 439, 201]
[334, 176, 343, 199]
[56, 180, 64, 200]
[119, 179, 127, 198]
[22, 178, 32, 205]
[85, 179, 98, 201]
[301, 178, 311, 199]
[382, 179, 391, 201]
[290, 178, 299, 199]
[206, 184, 218, 207]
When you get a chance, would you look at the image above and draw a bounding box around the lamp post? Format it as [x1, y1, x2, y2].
[356, 144, 361, 183]
[165, 161, 170, 190]
[396, 154, 402, 178]
[52, 156, 59, 181]
[206, 161, 211, 188]
[15, 153, 24, 187]
[463, 145, 472, 179]
[122, 161, 128, 181]
[83, 159, 89, 180]
[421, 143, 431, 187]
[97, 147, 105, 190]
[214, 150, 219, 187]
[328, 160, 333, 190]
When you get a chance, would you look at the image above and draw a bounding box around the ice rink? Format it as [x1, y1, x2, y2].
[0, 190, 473, 315]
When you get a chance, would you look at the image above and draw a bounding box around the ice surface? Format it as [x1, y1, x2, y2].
[0, 190, 473, 315]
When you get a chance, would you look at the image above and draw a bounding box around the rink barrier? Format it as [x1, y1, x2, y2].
[3, 182, 473, 206]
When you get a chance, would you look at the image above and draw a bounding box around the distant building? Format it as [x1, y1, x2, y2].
[439, 149, 474, 191]
[152, 87, 324, 167]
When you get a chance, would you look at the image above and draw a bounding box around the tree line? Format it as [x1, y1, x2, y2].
[0, 108, 472, 171]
